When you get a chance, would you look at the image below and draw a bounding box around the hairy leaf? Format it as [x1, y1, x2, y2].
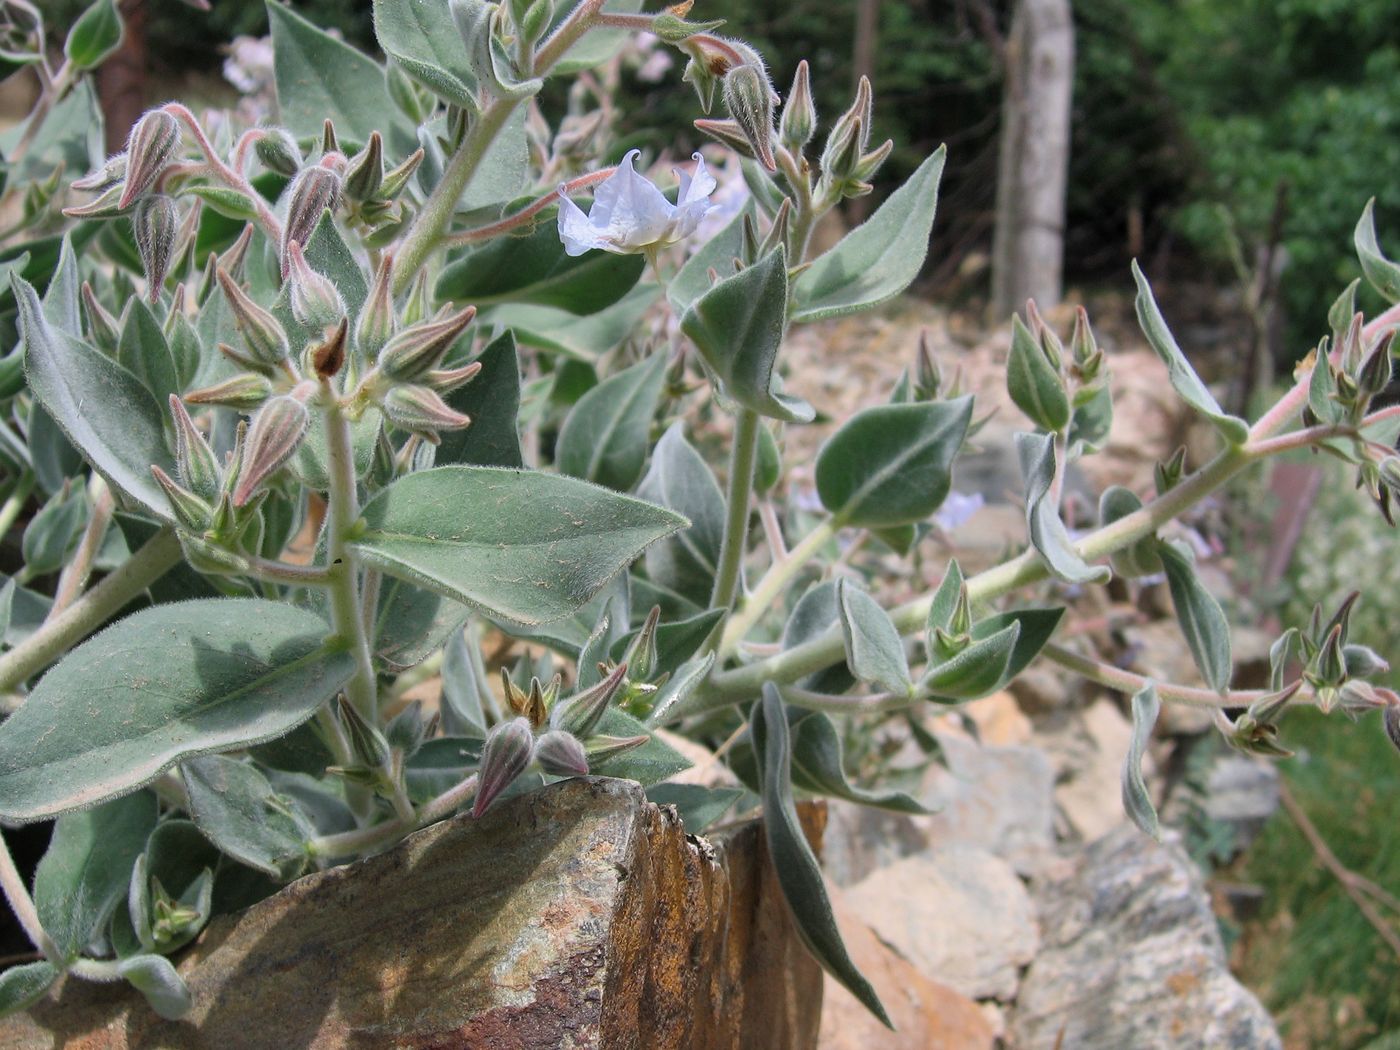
[1123, 683, 1161, 839]
[1158, 539, 1232, 693]
[1355, 198, 1400, 304]
[837, 579, 911, 694]
[556, 351, 667, 491]
[1007, 315, 1069, 432]
[182, 755, 313, 880]
[636, 424, 725, 608]
[1017, 431, 1110, 584]
[437, 331, 524, 468]
[373, 0, 476, 107]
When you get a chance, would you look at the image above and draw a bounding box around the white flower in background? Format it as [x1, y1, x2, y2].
[933, 490, 984, 532]
[557, 149, 717, 259]
[691, 148, 750, 251]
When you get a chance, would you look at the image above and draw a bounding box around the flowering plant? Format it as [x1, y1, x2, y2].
[0, 0, 1397, 1028]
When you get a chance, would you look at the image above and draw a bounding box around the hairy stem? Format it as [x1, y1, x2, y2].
[308, 773, 480, 861]
[710, 408, 761, 613]
[47, 477, 113, 620]
[0, 832, 58, 962]
[160, 103, 283, 243]
[718, 516, 838, 658]
[0, 471, 35, 539]
[1040, 642, 1270, 709]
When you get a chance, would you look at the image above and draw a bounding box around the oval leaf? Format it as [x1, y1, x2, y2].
[0, 962, 59, 1018]
[0, 600, 356, 821]
[373, 0, 477, 107]
[1157, 539, 1232, 693]
[1007, 314, 1069, 432]
[1122, 683, 1161, 840]
[1017, 431, 1110, 584]
[182, 755, 312, 880]
[556, 351, 667, 492]
[1355, 198, 1400, 305]
[837, 579, 911, 694]
[65, 0, 123, 70]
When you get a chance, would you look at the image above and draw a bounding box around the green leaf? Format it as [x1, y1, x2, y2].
[64, 0, 123, 69]
[15, 275, 176, 519]
[437, 222, 645, 314]
[1355, 198, 1400, 305]
[783, 580, 855, 695]
[268, 0, 403, 145]
[21, 487, 86, 577]
[609, 608, 724, 680]
[792, 146, 946, 323]
[44, 235, 82, 338]
[646, 650, 715, 725]
[1016, 431, 1110, 585]
[405, 736, 483, 803]
[0, 962, 59, 1018]
[1130, 261, 1248, 444]
[34, 791, 158, 961]
[372, 578, 471, 672]
[971, 607, 1064, 683]
[0, 600, 355, 821]
[645, 783, 741, 831]
[0, 81, 103, 186]
[373, 0, 476, 108]
[816, 397, 973, 527]
[436, 331, 524, 468]
[440, 629, 487, 737]
[667, 203, 747, 312]
[186, 185, 261, 223]
[117, 298, 180, 406]
[752, 687, 891, 1027]
[351, 466, 687, 626]
[1066, 383, 1113, 458]
[636, 424, 725, 609]
[923, 623, 1019, 701]
[545, 0, 643, 75]
[837, 579, 911, 694]
[1098, 486, 1161, 578]
[681, 247, 812, 422]
[1308, 347, 1347, 425]
[588, 708, 689, 786]
[789, 710, 930, 813]
[925, 560, 964, 637]
[301, 212, 369, 319]
[1122, 683, 1161, 840]
[1157, 539, 1232, 693]
[1007, 315, 1069, 432]
[458, 107, 530, 212]
[556, 352, 667, 491]
[291, 407, 381, 493]
[119, 955, 192, 1020]
[490, 283, 658, 360]
[182, 755, 312, 880]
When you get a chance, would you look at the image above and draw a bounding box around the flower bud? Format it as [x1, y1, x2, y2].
[73, 152, 128, 192]
[534, 730, 589, 777]
[693, 117, 758, 160]
[682, 55, 721, 114]
[381, 385, 471, 439]
[378, 148, 425, 201]
[169, 395, 221, 501]
[1338, 680, 1391, 718]
[281, 165, 342, 276]
[779, 59, 816, 152]
[721, 59, 777, 173]
[501, 667, 547, 727]
[1245, 679, 1301, 728]
[1154, 446, 1187, 496]
[217, 267, 291, 367]
[378, 307, 476, 381]
[338, 694, 392, 771]
[385, 700, 436, 757]
[120, 109, 182, 209]
[620, 606, 662, 683]
[184, 372, 274, 411]
[550, 662, 628, 740]
[821, 77, 872, 179]
[1385, 703, 1400, 755]
[914, 330, 942, 401]
[344, 131, 383, 202]
[151, 465, 214, 532]
[133, 194, 178, 303]
[425, 360, 483, 395]
[356, 254, 396, 361]
[1357, 331, 1394, 398]
[63, 183, 126, 219]
[321, 118, 340, 157]
[311, 317, 349, 380]
[179, 533, 250, 577]
[81, 281, 121, 353]
[254, 126, 302, 177]
[401, 267, 431, 327]
[583, 733, 650, 766]
[472, 717, 535, 818]
[286, 240, 346, 328]
[232, 392, 311, 506]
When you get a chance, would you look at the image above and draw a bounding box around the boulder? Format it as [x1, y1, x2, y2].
[2, 778, 823, 1050]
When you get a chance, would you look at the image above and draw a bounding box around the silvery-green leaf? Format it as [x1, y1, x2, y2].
[837, 578, 911, 694]
[681, 246, 812, 422]
[816, 397, 973, 528]
[0, 578, 15, 644]
[1098, 486, 1162, 578]
[1007, 315, 1069, 432]
[923, 622, 1019, 701]
[64, 0, 123, 70]
[636, 424, 725, 609]
[544, 0, 643, 75]
[588, 708, 689, 785]
[1122, 683, 1161, 840]
[1355, 198, 1400, 304]
[1269, 628, 1299, 693]
[43, 235, 81, 337]
[117, 297, 180, 406]
[971, 608, 1064, 682]
[1329, 279, 1360, 344]
[645, 783, 742, 832]
[440, 628, 488, 737]
[783, 580, 855, 695]
[0, 600, 355, 821]
[668, 203, 748, 312]
[556, 351, 667, 492]
[925, 560, 965, 638]
[437, 331, 524, 468]
[1066, 383, 1112, 458]
[1131, 261, 1249, 444]
[181, 755, 313, 880]
[119, 955, 192, 1020]
[351, 466, 686, 626]
[34, 791, 157, 961]
[373, 0, 477, 108]
[752, 687, 891, 1027]
[792, 146, 946, 323]
[1157, 539, 1232, 693]
[405, 736, 482, 804]
[1017, 431, 1110, 584]
[646, 651, 715, 726]
[491, 283, 658, 360]
[372, 576, 470, 672]
[0, 962, 59, 1018]
[610, 608, 724, 680]
[789, 710, 930, 813]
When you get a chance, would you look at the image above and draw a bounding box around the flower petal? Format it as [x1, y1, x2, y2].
[557, 192, 608, 256]
[590, 149, 675, 251]
[676, 152, 717, 207]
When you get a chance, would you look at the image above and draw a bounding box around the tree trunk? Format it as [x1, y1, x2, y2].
[990, 0, 1074, 319]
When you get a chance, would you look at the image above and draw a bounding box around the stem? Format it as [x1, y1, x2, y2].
[47, 477, 114, 620]
[710, 408, 762, 612]
[242, 556, 335, 587]
[0, 527, 183, 694]
[0, 832, 59, 962]
[308, 773, 479, 861]
[9, 61, 73, 167]
[439, 167, 617, 248]
[533, 0, 606, 73]
[1040, 642, 1269, 709]
[160, 103, 283, 243]
[323, 401, 379, 725]
[0, 471, 35, 538]
[718, 517, 838, 658]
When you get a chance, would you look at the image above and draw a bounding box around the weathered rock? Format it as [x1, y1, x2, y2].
[1037, 698, 1149, 842]
[844, 849, 1039, 1002]
[3, 778, 823, 1050]
[1007, 664, 1075, 714]
[1010, 825, 1282, 1049]
[1202, 754, 1281, 850]
[819, 889, 995, 1050]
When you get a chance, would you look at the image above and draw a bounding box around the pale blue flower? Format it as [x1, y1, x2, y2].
[557, 149, 716, 258]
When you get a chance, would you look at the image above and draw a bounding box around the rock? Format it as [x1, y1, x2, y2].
[844, 849, 1039, 1002]
[3, 779, 823, 1050]
[1038, 698, 1149, 842]
[1008, 664, 1075, 714]
[1009, 825, 1282, 1049]
[963, 690, 1033, 746]
[819, 889, 996, 1050]
[1202, 754, 1280, 850]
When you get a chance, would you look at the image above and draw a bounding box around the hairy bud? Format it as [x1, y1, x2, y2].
[721, 54, 777, 172]
[254, 127, 302, 177]
[232, 390, 311, 506]
[425, 360, 483, 395]
[150, 465, 213, 533]
[133, 195, 178, 302]
[378, 149, 425, 201]
[80, 281, 121, 352]
[344, 131, 384, 202]
[378, 307, 476, 381]
[311, 318, 349, 380]
[472, 717, 535, 818]
[120, 109, 181, 210]
[184, 372, 274, 411]
[217, 268, 291, 367]
[286, 240, 346, 328]
[779, 59, 816, 152]
[534, 730, 589, 777]
[281, 165, 342, 276]
[550, 662, 629, 740]
[169, 395, 221, 501]
[381, 385, 472, 439]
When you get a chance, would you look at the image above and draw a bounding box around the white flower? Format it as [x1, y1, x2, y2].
[557, 149, 717, 258]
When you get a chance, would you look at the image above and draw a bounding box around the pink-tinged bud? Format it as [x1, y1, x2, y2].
[184, 372, 274, 411]
[221, 223, 256, 281]
[254, 127, 302, 178]
[133, 195, 178, 303]
[821, 76, 872, 179]
[344, 131, 383, 202]
[286, 240, 346, 328]
[693, 117, 759, 160]
[73, 152, 128, 192]
[779, 59, 816, 152]
[583, 733, 650, 766]
[81, 281, 120, 352]
[851, 137, 892, 183]
[1358, 331, 1394, 398]
[280, 165, 341, 276]
[356, 253, 396, 361]
[472, 717, 535, 818]
[1385, 704, 1400, 755]
[425, 360, 482, 395]
[321, 118, 339, 157]
[216, 268, 290, 367]
[378, 148, 425, 201]
[381, 385, 471, 439]
[721, 58, 778, 173]
[151, 465, 213, 532]
[233, 393, 310, 506]
[534, 730, 589, 777]
[551, 662, 628, 739]
[311, 317, 349, 380]
[120, 109, 182, 209]
[401, 268, 431, 327]
[377, 307, 476, 381]
[169, 395, 221, 501]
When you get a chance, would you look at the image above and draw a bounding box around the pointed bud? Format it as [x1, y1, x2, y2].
[133, 195, 178, 303]
[1358, 331, 1394, 398]
[385, 700, 436, 757]
[1339, 311, 1365, 375]
[401, 267, 431, 327]
[74, 152, 128, 192]
[120, 109, 182, 210]
[1322, 591, 1359, 648]
[281, 165, 341, 276]
[381, 385, 472, 439]
[779, 60, 816, 152]
[151, 465, 214, 532]
[378, 307, 476, 381]
[184, 372, 274, 411]
[1154, 446, 1188, 496]
[1384, 703, 1400, 755]
[583, 733, 650, 766]
[472, 717, 535, 818]
[62, 183, 127, 219]
[356, 254, 396, 361]
[320, 118, 340, 157]
[534, 730, 589, 777]
[693, 117, 758, 160]
[914, 330, 941, 401]
[620, 606, 662, 683]
[169, 396, 221, 500]
[221, 223, 256, 282]
[233, 393, 311, 506]
[425, 360, 483, 395]
[217, 268, 290, 367]
[1070, 306, 1098, 367]
[286, 241, 346, 328]
[338, 694, 391, 770]
[1338, 680, 1392, 718]
[1245, 679, 1301, 728]
[254, 126, 302, 177]
[682, 54, 721, 113]
[311, 318, 349, 380]
[852, 138, 893, 183]
[501, 667, 547, 727]
[757, 197, 793, 260]
[551, 662, 629, 739]
[821, 76, 872, 177]
[344, 131, 384, 202]
[722, 58, 778, 172]
[81, 282, 121, 352]
[378, 148, 425, 201]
